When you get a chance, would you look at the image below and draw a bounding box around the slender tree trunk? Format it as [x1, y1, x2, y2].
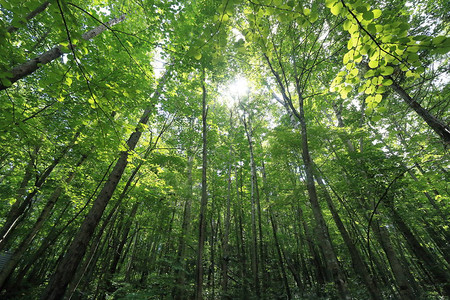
[0, 132, 79, 251]
[372, 220, 417, 299]
[313, 167, 382, 300]
[195, 73, 208, 300]
[40, 76, 166, 300]
[174, 153, 194, 300]
[221, 137, 233, 299]
[235, 165, 248, 299]
[242, 113, 261, 298]
[295, 93, 349, 298]
[269, 209, 292, 299]
[0, 154, 87, 290]
[389, 77, 450, 144]
[388, 206, 450, 296]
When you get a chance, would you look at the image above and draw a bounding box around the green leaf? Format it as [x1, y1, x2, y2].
[380, 66, 394, 75]
[330, 2, 343, 16]
[371, 115, 382, 122]
[368, 60, 378, 68]
[382, 78, 393, 86]
[1, 78, 12, 87]
[325, 0, 337, 8]
[66, 77, 73, 86]
[432, 36, 446, 45]
[372, 9, 382, 18]
[356, 6, 367, 13]
[194, 52, 202, 60]
[363, 10, 374, 20]
[309, 11, 318, 22]
[377, 107, 387, 113]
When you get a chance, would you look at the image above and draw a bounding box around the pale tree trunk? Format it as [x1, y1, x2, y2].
[0, 14, 126, 91]
[7, 1, 51, 33]
[295, 85, 349, 299]
[387, 204, 450, 296]
[195, 73, 208, 300]
[266, 53, 349, 297]
[269, 209, 292, 299]
[373, 220, 417, 299]
[40, 74, 166, 300]
[235, 165, 249, 298]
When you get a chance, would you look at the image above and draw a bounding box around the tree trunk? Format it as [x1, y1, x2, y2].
[313, 167, 382, 300]
[220, 137, 233, 299]
[195, 73, 208, 300]
[0, 132, 79, 251]
[269, 209, 292, 299]
[389, 77, 450, 144]
[0, 154, 87, 290]
[0, 14, 126, 91]
[242, 113, 261, 298]
[40, 76, 165, 300]
[295, 93, 349, 298]
[174, 153, 194, 300]
[388, 206, 450, 296]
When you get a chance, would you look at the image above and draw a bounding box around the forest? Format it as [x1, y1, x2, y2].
[0, 0, 449, 299]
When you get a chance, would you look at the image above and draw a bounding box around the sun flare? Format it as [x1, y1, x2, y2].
[220, 76, 249, 107]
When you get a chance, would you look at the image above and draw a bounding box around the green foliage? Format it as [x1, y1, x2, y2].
[0, 0, 448, 299]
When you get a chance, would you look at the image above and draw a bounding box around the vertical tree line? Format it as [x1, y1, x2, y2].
[0, 0, 448, 299]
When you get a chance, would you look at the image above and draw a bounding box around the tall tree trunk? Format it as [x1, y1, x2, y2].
[40, 76, 166, 300]
[221, 136, 233, 299]
[195, 73, 208, 300]
[174, 153, 194, 300]
[372, 220, 417, 299]
[295, 92, 349, 298]
[242, 113, 261, 298]
[388, 77, 450, 144]
[269, 209, 292, 300]
[0, 154, 87, 290]
[0, 132, 79, 251]
[313, 167, 382, 300]
[388, 205, 450, 296]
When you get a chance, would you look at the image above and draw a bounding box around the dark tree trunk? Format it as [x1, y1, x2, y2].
[195, 74, 208, 300]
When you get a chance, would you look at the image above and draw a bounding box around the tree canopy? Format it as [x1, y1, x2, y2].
[0, 0, 449, 299]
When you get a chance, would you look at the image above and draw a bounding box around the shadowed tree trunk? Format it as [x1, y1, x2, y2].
[195, 72, 208, 300]
[39, 75, 166, 300]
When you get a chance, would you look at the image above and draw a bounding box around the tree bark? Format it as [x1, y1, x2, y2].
[269, 209, 292, 299]
[0, 154, 87, 290]
[195, 73, 208, 300]
[313, 168, 382, 300]
[242, 112, 262, 298]
[0, 14, 126, 91]
[0, 132, 79, 251]
[7, 1, 51, 33]
[39, 76, 165, 300]
[389, 77, 450, 144]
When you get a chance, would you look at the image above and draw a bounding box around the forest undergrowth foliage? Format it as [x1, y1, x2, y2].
[0, 0, 449, 299]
